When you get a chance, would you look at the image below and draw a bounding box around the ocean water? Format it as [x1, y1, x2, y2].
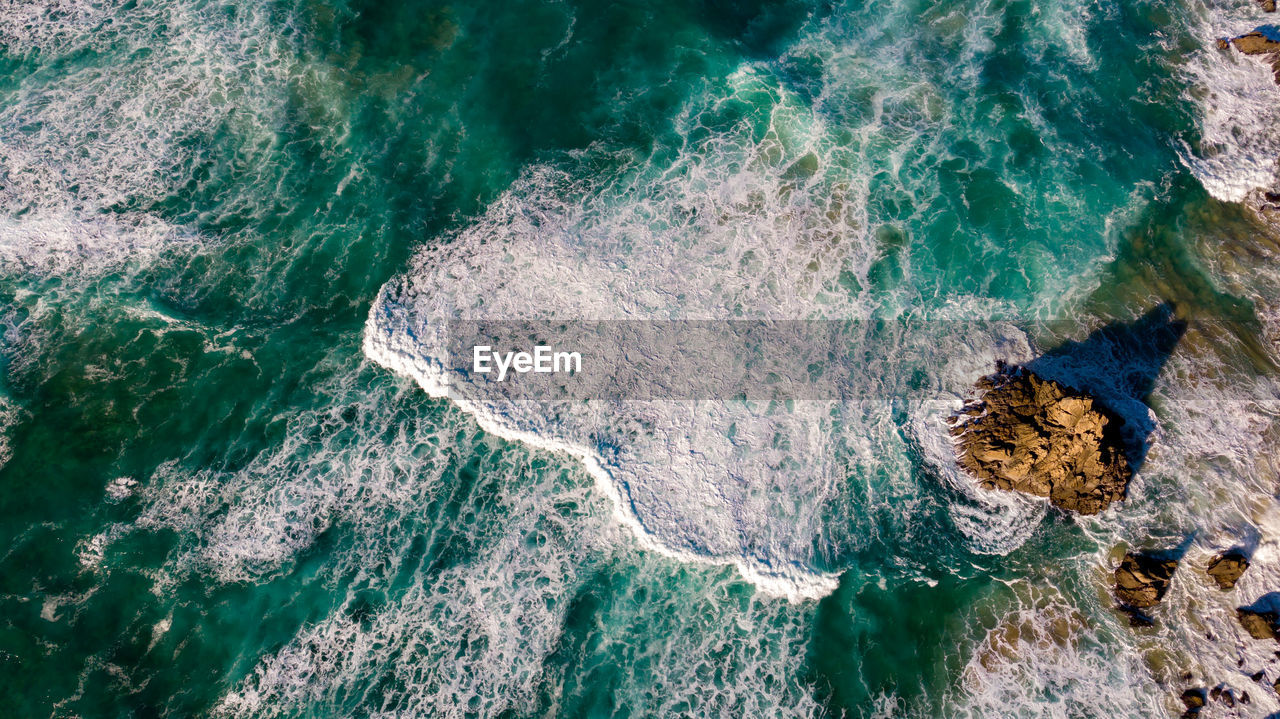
[4, 0, 1280, 716]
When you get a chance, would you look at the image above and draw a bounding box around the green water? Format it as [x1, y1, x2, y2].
[2, 0, 1280, 717]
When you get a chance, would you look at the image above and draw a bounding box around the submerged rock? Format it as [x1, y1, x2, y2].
[1236, 608, 1280, 641]
[781, 152, 819, 181]
[1207, 551, 1250, 590]
[1120, 606, 1155, 627]
[1115, 552, 1179, 609]
[950, 364, 1131, 514]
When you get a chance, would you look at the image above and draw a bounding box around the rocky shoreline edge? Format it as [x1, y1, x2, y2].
[1217, 21, 1280, 87]
[950, 360, 1274, 716]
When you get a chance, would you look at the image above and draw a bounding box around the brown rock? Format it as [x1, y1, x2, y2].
[1114, 552, 1178, 608]
[1223, 29, 1280, 84]
[952, 365, 1131, 514]
[1180, 688, 1207, 715]
[1261, 0, 1277, 12]
[1237, 608, 1280, 641]
[1230, 31, 1280, 56]
[1207, 551, 1250, 590]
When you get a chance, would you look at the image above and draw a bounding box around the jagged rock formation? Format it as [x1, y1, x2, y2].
[1237, 608, 1280, 641]
[1115, 552, 1179, 609]
[1207, 551, 1250, 590]
[1217, 27, 1280, 84]
[950, 364, 1131, 514]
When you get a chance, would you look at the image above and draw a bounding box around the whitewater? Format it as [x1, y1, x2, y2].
[4, 0, 1280, 716]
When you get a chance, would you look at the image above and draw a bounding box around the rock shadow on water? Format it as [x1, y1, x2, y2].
[1024, 301, 1187, 476]
[1241, 591, 1280, 616]
[1145, 533, 1198, 563]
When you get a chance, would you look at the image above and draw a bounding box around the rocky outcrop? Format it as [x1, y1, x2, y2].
[1261, 0, 1277, 13]
[1209, 685, 1243, 708]
[1207, 551, 1250, 590]
[1180, 688, 1207, 717]
[1181, 684, 1253, 715]
[950, 364, 1131, 514]
[1115, 552, 1179, 609]
[1227, 31, 1280, 56]
[1217, 27, 1280, 84]
[1236, 608, 1280, 641]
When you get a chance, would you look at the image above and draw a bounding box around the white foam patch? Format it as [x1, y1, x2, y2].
[364, 53, 1077, 599]
[365, 68, 866, 600]
[1182, 1, 1280, 202]
[0, 390, 20, 471]
[952, 580, 1166, 718]
[0, 213, 198, 279]
[0, 0, 288, 213]
[1032, 0, 1099, 71]
[104, 476, 138, 503]
[0, 0, 121, 58]
[0, 0, 290, 278]
[76, 530, 114, 570]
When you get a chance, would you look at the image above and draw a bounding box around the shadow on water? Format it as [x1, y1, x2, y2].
[1242, 591, 1280, 615]
[1255, 25, 1280, 42]
[1023, 301, 1187, 476]
[1139, 533, 1197, 562]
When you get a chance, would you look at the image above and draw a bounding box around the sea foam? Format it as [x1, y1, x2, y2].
[362, 85, 1053, 600]
[1182, 0, 1280, 202]
[0, 0, 290, 281]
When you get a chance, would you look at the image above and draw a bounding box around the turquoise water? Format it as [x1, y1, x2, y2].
[3, 0, 1280, 716]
